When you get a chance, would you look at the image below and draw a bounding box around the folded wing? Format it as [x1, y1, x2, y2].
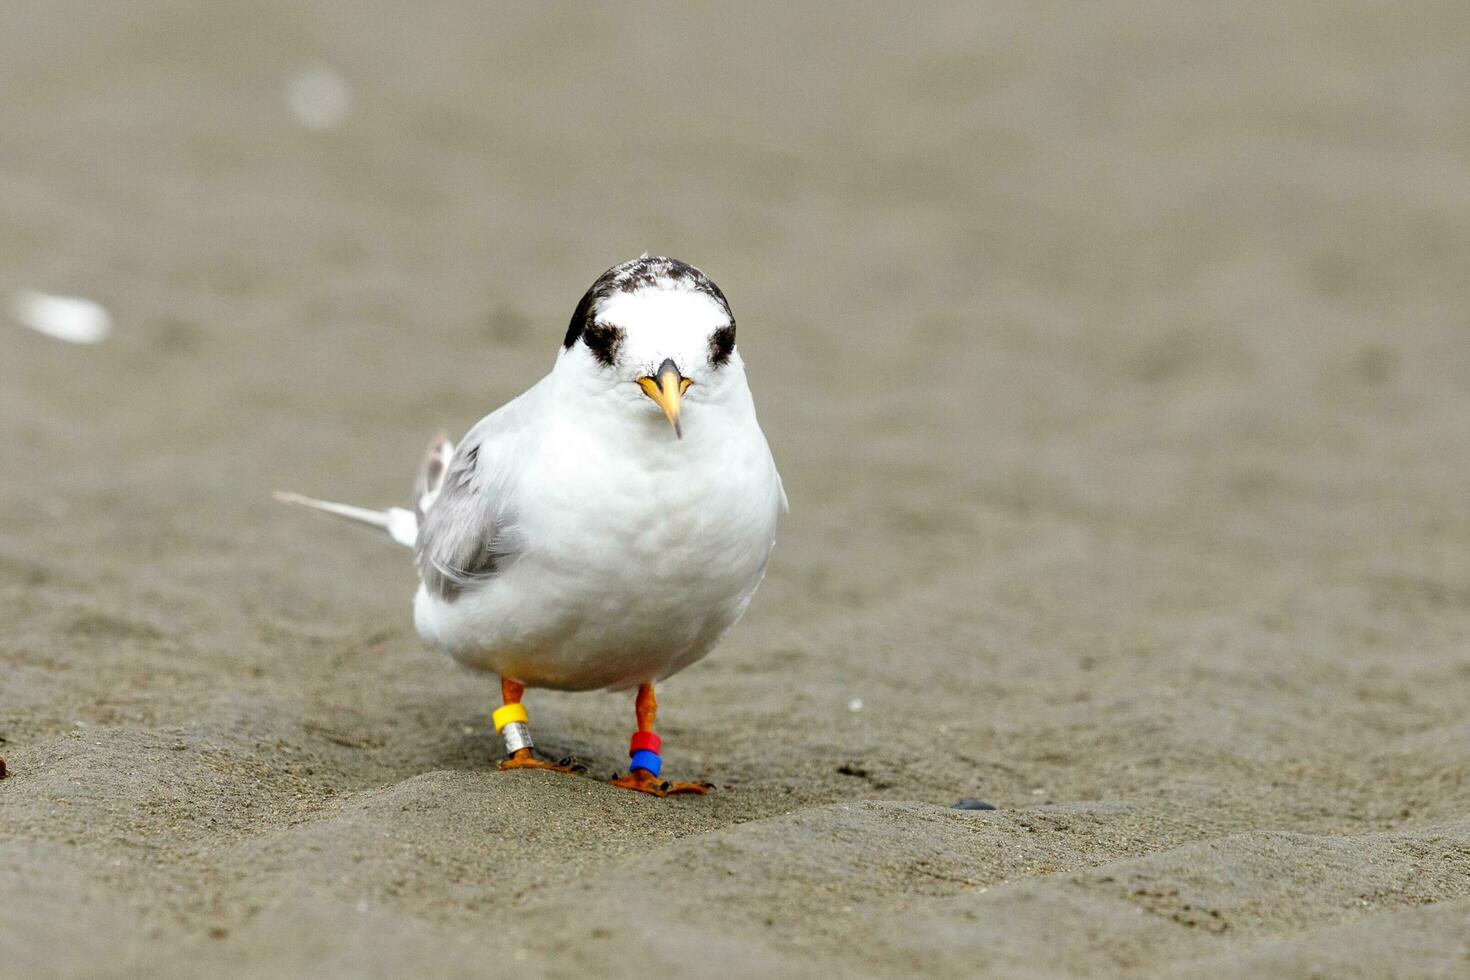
[414, 377, 545, 601]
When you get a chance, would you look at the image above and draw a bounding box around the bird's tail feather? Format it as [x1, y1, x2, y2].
[275, 434, 454, 548]
[273, 491, 418, 548]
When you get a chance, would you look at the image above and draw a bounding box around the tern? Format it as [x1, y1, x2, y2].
[279, 255, 785, 795]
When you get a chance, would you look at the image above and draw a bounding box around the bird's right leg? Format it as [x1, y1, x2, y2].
[608, 683, 712, 796]
[494, 678, 584, 774]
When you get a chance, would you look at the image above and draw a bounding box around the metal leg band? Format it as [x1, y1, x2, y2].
[502, 720, 534, 755]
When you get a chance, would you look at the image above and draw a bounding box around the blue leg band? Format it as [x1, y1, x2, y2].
[629, 749, 662, 777]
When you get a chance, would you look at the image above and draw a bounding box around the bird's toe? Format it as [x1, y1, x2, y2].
[497, 749, 585, 776]
[608, 769, 713, 797]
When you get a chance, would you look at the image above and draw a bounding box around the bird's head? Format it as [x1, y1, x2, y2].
[559, 255, 739, 440]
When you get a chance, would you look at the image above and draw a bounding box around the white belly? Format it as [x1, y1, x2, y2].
[413, 402, 781, 691]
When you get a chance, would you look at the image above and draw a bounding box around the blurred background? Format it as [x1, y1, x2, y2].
[6, 0, 1466, 649]
[4, 2, 1470, 975]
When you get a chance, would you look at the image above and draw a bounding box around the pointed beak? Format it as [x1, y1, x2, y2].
[637, 357, 693, 439]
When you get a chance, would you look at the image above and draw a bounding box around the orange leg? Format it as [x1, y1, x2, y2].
[495, 678, 584, 774]
[609, 683, 712, 797]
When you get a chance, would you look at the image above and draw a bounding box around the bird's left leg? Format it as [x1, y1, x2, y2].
[609, 683, 712, 796]
[494, 679, 584, 774]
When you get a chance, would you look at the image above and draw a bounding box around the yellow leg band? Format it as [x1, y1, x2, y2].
[492, 703, 529, 733]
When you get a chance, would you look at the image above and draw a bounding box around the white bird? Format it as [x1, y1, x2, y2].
[278, 256, 786, 795]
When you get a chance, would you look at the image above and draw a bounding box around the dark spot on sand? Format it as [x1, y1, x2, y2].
[66, 613, 164, 642]
[1356, 345, 1399, 385]
[153, 318, 201, 353]
[836, 762, 893, 789]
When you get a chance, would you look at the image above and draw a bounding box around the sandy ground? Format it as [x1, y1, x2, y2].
[3, 2, 1470, 977]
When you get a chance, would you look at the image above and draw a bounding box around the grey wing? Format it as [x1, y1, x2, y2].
[414, 380, 542, 601]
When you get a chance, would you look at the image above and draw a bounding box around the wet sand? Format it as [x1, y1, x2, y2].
[3, 2, 1470, 976]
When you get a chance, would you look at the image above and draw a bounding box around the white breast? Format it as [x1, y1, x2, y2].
[413, 360, 783, 691]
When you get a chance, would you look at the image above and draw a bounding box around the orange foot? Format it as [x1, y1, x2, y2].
[609, 768, 714, 797]
[498, 748, 586, 775]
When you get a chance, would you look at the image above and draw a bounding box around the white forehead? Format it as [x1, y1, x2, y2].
[595, 287, 730, 341]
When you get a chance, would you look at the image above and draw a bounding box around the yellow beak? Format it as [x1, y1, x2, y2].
[637, 358, 694, 439]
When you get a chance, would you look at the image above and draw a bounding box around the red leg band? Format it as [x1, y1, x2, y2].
[629, 731, 662, 756]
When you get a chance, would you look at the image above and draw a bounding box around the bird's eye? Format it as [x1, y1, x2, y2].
[709, 324, 736, 366]
[582, 322, 625, 368]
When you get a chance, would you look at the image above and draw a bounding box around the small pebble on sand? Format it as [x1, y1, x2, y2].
[286, 64, 353, 129]
[12, 290, 112, 344]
